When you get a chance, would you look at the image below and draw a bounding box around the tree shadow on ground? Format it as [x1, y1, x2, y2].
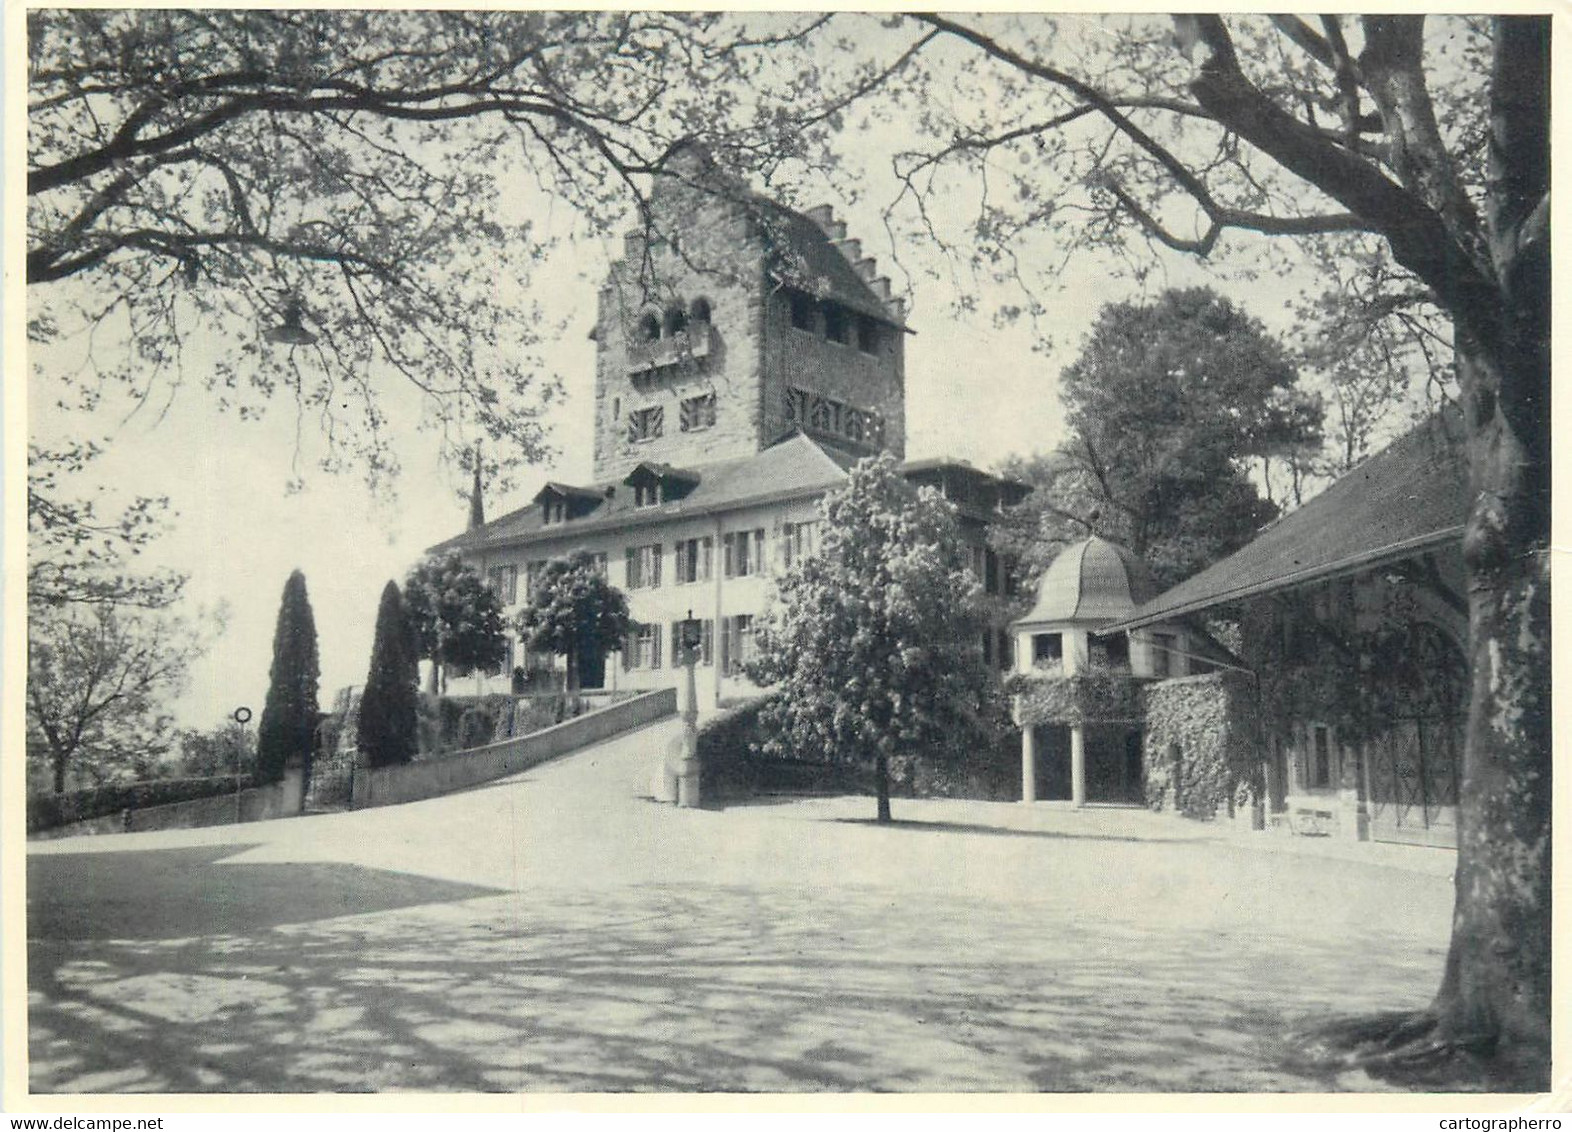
[29, 879, 1454, 1094]
[829, 818, 1193, 845]
[28, 846, 506, 940]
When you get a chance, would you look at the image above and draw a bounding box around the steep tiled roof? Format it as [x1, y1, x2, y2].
[429, 432, 854, 555]
[1015, 536, 1160, 627]
[1111, 412, 1468, 630]
[753, 196, 908, 329]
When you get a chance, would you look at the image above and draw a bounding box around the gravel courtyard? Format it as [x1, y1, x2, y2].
[27, 716, 1457, 1094]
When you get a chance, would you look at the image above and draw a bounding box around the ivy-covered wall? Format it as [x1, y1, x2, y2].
[1142, 672, 1260, 821]
[1008, 671, 1145, 726]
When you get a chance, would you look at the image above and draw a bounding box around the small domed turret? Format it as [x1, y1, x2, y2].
[1016, 536, 1157, 627]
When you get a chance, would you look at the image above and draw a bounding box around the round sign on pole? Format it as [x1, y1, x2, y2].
[233, 706, 253, 725]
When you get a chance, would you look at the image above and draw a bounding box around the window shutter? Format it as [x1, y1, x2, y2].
[622, 630, 632, 671]
[753, 529, 765, 574]
[722, 533, 734, 578]
[702, 619, 714, 666]
[625, 547, 637, 588]
[652, 544, 662, 587]
[670, 622, 680, 667]
[718, 616, 730, 675]
[676, 540, 688, 583]
[701, 537, 713, 581]
[652, 624, 662, 669]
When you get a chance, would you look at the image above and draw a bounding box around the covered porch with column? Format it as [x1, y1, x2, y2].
[1010, 535, 1159, 808]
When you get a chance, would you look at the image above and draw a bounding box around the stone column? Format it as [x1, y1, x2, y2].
[676, 647, 701, 808]
[1021, 725, 1037, 804]
[1070, 723, 1087, 808]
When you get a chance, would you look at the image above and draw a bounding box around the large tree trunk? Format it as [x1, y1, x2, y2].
[875, 751, 892, 823]
[53, 753, 67, 794]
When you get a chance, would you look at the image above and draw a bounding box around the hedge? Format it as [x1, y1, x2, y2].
[698, 695, 864, 802]
[28, 774, 259, 833]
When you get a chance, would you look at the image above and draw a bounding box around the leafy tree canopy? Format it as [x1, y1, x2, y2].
[403, 552, 508, 689]
[1001, 287, 1318, 589]
[749, 455, 1004, 822]
[515, 550, 633, 693]
[26, 9, 866, 490]
[27, 603, 209, 793]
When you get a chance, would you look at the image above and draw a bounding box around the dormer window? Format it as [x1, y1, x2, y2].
[543, 500, 567, 525]
[635, 482, 661, 508]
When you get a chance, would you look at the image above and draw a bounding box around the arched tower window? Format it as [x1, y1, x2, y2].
[664, 304, 688, 337]
[690, 297, 712, 324]
[637, 312, 661, 342]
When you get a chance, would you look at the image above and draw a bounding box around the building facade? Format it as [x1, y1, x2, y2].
[436, 146, 1027, 710]
[1107, 413, 1468, 847]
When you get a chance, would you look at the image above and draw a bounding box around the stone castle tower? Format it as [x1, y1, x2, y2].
[590, 144, 909, 481]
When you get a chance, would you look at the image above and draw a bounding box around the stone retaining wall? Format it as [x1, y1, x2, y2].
[350, 688, 677, 810]
[31, 765, 306, 840]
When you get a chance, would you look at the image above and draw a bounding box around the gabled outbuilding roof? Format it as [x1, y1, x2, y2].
[1110, 411, 1468, 631]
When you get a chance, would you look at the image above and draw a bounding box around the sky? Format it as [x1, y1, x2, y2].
[22, 13, 1323, 734]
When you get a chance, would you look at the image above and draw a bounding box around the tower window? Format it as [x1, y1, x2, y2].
[857, 316, 879, 354]
[664, 304, 688, 337]
[680, 393, 716, 432]
[628, 406, 663, 443]
[789, 292, 815, 331]
[690, 297, 712, 324]
[638, 313, 661, 342]
[823, 303, 849, 345]
[784, 387, 810, 427]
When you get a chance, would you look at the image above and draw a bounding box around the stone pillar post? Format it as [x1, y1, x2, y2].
[1021, 725, 1037, 804]
[1071, 723, 1087, 808]
[676, 647, 701, 808]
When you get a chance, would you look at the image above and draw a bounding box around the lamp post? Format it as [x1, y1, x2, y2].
[675, 609, 704, 808]
[232, 706, 252, 824]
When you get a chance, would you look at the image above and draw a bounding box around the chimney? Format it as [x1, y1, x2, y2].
[872, 276, 892, 300]
[827, 219, 847, 242]
[805, 204, 836, 230]
[834, 238, 862, 265]
[855, 257, 878, 281]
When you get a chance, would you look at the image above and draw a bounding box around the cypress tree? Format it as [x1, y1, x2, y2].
[358, 580, 419, 768]
[257, 569, 321, 782]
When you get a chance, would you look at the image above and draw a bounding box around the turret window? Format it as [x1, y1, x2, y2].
[690, 297, 712, 324]
[637, 313, 661, 342]
[664, 304, 688, 337]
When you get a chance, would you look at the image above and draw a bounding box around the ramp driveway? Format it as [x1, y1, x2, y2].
[27, 716, 1456, 1093]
